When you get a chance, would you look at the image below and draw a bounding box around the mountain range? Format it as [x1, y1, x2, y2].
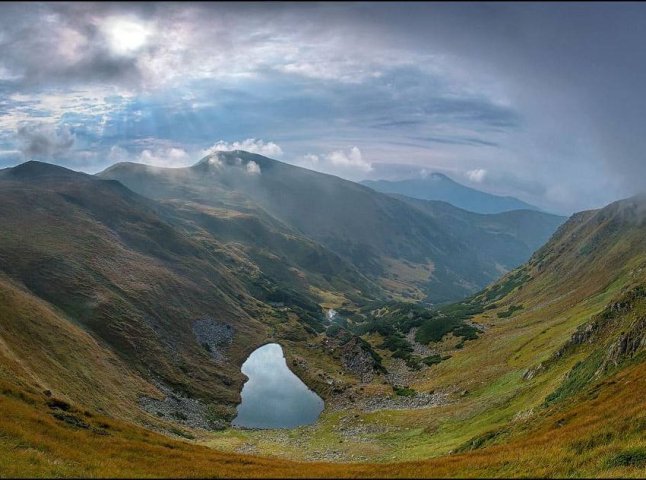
[100, 151, 564, 304]
[0, 152, 643, 477]
[361, 173, 540, 214]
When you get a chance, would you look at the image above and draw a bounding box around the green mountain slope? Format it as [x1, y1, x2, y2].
[0, 159, 644, 477]
[392, 194, 564, 274]
[100, 151, 564, 303]
[361, 173, 539, 214]
[201, 195, 645, 473]
[0, 161, 258, 406]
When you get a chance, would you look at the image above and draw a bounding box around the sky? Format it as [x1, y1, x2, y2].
[1, 2, 645, 214]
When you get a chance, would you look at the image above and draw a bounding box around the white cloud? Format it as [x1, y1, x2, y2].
[0, 149, 21, 158]
[207, 156, 223, 168]
[136, 146, 191, 167]
[292, 146, 373, 179]
[298, 153, 320, 168]
[246, 160, 261, 175]
[101, 16, 153, 57]
[200, 138, 283, 158]
[326, 146, 372, 172]
[107, 144, 187, 169]
[0, 90, 132, 132]
[466, 168, 487, 183]
[107, 145, 130, 163]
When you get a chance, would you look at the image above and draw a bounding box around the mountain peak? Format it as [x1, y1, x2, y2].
[191, 150, 278, 174]
[3, 160, 85, 180]
[361, 173, 540, 214]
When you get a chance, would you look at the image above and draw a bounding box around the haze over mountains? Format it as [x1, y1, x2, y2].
[100, 151, 565, 303]
[361, 173, 540, 214]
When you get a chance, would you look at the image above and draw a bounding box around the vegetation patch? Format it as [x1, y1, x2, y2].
[415, 299, 482, 344]
[169, 427, 196, 440]
[52, 411, 90, 429]
[421, 354, 450, 366]
[605, 447, 646, 468]
[480, 268, 530, 303]
[46, 398, 72, 411]
[570, 431, 614, 455]
[393, 386, 416, 397]
[455, 427, 509, 453]
[497, 304, 524, 318]
[545, 350, 605, 405]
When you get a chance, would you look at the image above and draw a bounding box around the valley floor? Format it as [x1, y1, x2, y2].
[0, 362, 643, 478]
[2, 267, 645, 477]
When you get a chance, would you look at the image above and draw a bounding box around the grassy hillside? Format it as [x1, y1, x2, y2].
[0, 161, 409, 429]
[0, 318, 643, 477]
[100, 151, 563, 303]
[0, 161, 377, 420]
[0, 161, 643, 477]
[0, 162, 260, 406]
[394, 195, 564, 271]
[198, 195, 646, 474]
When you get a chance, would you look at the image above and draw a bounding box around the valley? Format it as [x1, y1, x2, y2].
[2, 4, 646, 478]
[0, 155, 644, 477]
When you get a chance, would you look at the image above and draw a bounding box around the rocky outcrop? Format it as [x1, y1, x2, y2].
[192, 316, 234, 362]
[330, 390, 450, 412]
[339, 337, 380, 383]
[600, 316, 646, 371]
[139, 381, 232, 431]
[524, 285, 646, 380]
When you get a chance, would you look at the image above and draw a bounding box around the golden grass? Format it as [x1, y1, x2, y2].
[0, 362, 644, 478]
[2, 196, 645, 477]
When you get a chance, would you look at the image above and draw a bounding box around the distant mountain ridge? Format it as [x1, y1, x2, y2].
[361, 173, 540, 214]
[100, 151, 565, 303]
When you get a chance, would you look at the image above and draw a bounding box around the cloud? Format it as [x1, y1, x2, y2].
[1, 3, 644, 212]
[326, 147, 372, 172]
[207, 156, 223, 168]
[105, 144, 192, 168]
[16, 123, 75, 158]
[107, 145, 130, 163]
[137, 147, 191, 168]
[246, 160, 261, 175]
[100, 16, 154, 57]
[466, 168, 487, 183]
[201, 139, 283, 158]
[0, 149, 22, 167]
[295, 153, 322, 170]
[291, 146, 373, 180]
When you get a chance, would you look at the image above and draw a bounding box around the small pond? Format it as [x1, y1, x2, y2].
[232, 343, 324, 429]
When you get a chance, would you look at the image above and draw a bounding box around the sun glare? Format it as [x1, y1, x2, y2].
[103, 17, 151, 56]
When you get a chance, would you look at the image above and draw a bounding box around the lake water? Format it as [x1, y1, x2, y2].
[232, 343, 324, 429]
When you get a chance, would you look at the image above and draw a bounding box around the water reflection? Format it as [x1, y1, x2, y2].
[232, 343, 324, 429]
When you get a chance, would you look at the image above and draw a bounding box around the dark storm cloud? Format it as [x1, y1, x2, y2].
[17, 123, 75, 158]
[337, 2, 646, 196]
[0, 2, 644, 212]
[0, 3, 144, 88]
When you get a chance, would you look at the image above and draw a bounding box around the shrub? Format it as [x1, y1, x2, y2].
[393, 386, 416, 397]
[422, 354, 442, 366]
[606, 447, 646, 468]
[497, 304, 524, 318]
